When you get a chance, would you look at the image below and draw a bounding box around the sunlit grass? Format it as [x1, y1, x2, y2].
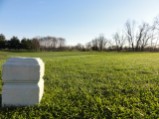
[1, 51, 159, 118]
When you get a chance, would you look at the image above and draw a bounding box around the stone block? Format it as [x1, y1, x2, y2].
[2, 57, 45, 106]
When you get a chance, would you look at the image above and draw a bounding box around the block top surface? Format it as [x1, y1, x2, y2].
[4, 57, 43, 66]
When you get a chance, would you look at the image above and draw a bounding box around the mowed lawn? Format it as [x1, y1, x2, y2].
[1, 51, 159, 118]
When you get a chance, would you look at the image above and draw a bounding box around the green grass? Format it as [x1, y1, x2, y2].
[1, 51, 159, 118]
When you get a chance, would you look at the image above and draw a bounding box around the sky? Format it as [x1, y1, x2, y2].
[0, 0, 159, 45]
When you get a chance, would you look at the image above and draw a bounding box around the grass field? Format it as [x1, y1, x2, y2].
[1, 51, 159, 118]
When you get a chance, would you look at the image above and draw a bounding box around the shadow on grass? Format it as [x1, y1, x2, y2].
[0, 96, 36, 116]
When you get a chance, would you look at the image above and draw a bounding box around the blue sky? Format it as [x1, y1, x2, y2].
[1, 0, 159, 45]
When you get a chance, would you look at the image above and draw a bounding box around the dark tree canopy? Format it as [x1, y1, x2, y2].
[8, 36, 20, 49]
[0, 34, 6, 49]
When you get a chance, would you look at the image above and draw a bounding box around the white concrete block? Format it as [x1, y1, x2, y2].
[2, 57, 45, 106]
[2, 57, 44, 82]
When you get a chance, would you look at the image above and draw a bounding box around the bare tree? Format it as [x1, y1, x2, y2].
[125, 20, 153, 51]
[91, 35, 108, 51]
[152, 15, 159, 51]
[31, 38, 40, 50]
[85, 42, 92, 50]
[139, 23, 152, 51]
[91, 38, 99, 50]
[98, 35, 108, 51]
[113, 32, 125, 51]
[51, 37, 57, 48]
[58, 37, 66, 49]
[154, 16, 159, 30]
[125, 20, 135, 51]
[134, 23, 149, 51]
[75, 43, 84, 51]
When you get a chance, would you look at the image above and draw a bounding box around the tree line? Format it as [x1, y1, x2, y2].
[0, 35, 40, 50]
[75, 16, 159, 51]
[1, 16, 159, 52]
[0, 35, 66, 51]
